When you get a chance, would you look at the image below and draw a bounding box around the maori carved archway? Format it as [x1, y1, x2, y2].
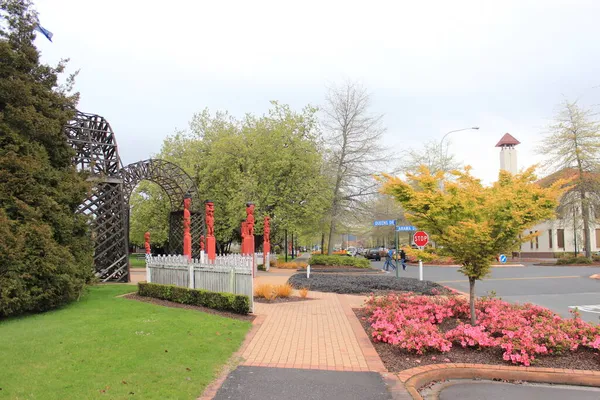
[121, 159, 204, 258]
[64, 111, 203, 282]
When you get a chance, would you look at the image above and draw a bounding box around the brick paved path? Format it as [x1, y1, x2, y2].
[241, 291, 385, 371]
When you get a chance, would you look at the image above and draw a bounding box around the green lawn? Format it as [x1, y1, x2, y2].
[129, 254, 146, 268]
[0, 285, 251, 400]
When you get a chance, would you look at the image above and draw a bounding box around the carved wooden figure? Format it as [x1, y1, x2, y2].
[183, 195, 192, 259]
[205, 201, 216, 260]
[144, 231, 151, 254]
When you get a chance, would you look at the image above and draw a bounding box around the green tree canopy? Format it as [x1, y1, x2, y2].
[132, 102, 332, 253]
[0, 0, 93, 317]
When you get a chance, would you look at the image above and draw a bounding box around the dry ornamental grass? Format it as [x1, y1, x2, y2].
[275, 283, 293, 298]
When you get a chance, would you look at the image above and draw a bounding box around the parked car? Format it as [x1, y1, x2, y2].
[364, 248, 381, 261]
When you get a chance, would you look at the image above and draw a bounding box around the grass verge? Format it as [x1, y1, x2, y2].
[0, 284, 251, 400]
[129, 254, 146, 268]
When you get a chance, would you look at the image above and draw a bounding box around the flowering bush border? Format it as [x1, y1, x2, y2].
[364, 293, 600, 366]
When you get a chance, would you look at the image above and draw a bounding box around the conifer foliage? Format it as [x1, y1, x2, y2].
[0, 0, 93, 317]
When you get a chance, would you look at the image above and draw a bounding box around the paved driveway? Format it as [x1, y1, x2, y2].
[369, 260, 600, 323]
[438, 381, 600, 400]
[213, 366, 392, 400]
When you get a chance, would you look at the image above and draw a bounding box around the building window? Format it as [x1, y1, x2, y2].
[557, 229, 565, 248]
[535, 231, 539, 249]
[530, 231, 533, 249]
[548, 229, 553, 248]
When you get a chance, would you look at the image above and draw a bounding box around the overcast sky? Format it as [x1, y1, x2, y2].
[35, 0, 600, 184]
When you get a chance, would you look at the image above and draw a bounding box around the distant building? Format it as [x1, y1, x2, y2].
[496, 133, 520, 174]
[498, 134, 598, 257]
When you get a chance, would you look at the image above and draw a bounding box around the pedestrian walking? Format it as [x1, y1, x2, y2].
[384, 248, 396, 272]
[399, 249, 407, 271]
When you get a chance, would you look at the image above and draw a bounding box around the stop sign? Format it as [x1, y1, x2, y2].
[413, 231, 429, 247]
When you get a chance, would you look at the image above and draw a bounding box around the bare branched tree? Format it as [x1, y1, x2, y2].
[538, 100, 600, 258]
[399, 139, 461, 176]
[323, 80, 387, 254]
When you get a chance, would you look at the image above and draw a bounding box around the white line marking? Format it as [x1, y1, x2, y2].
[568, 305, 600, 314]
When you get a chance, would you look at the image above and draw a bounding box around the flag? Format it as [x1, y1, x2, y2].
[34, 24, 53, 42]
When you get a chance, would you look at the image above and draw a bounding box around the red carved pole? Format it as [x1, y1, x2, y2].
[241, 221, 248, 255]
[246, 202, 255, 252]
[246, 202, 256, 275]
[183, 193, 192, 260]
[205, 200, 216, 261]
[263, 216, 270, 269]
[144, 231, 151, 255]
[199, 235, 205, 253]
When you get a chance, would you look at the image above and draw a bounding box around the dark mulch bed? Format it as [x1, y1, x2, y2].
[297, 267, 382, 274]
[287, 273, 450, 295]
[123, 293, 255, 322]
[254, 296, 313, 304]
[354, 308, 600, 372]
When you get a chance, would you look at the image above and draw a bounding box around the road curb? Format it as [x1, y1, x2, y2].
[397, 363, 600, 400]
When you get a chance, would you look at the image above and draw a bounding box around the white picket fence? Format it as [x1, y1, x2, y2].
[146, 254, 254, 312]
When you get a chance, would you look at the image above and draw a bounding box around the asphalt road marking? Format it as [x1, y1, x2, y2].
[437, 275, 581, 283]
[568, 305, 600, 314]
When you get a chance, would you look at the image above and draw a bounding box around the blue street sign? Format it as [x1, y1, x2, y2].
[499, 254, 507, 263]
[373, 219, 396, 226]
[396, 225, 417, 232]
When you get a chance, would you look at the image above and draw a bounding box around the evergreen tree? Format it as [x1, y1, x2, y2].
[0, 0, 93, 318]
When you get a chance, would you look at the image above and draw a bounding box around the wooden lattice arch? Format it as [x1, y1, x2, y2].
[64, 111, 203, 282]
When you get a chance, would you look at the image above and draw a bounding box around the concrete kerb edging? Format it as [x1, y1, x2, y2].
[398, 363, 600, 400]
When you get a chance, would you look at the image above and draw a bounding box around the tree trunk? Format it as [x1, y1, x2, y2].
[327, 220, 336, 255]
[469, 277, 476, 326]
[580, 190, 592, 258]
[320, 232, 325, 255]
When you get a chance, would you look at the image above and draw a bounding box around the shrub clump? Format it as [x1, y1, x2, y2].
[138, 282, 250, 314]
[556, 256, 593, 265]
[308, 255, 370, 268]
[364, 293, 600, 366]
[275, 261, 308, 269]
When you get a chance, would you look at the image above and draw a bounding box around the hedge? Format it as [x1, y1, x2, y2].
[138, 282, 250, 314]
[308, 255, 370, 268]
[556, 256, 593, 265]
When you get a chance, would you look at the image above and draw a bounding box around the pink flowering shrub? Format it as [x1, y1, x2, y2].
[364, 293, 600, 366]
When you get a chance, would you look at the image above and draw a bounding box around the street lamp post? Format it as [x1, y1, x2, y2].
[439, 127, 480, 173]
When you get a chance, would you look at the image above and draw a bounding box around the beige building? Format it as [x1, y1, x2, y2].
[498, 134, 598, 257]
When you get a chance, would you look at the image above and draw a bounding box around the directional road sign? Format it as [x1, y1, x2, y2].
[413, 231, 429, 247]
[499, 254, 507, 263]
[396, 225, 417, 232]
[373, 220, 396, 226]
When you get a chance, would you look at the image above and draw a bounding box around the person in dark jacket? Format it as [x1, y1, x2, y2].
[399, 249, 407, 271]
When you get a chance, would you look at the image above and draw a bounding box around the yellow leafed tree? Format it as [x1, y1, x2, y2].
[380, 166, 568, 325]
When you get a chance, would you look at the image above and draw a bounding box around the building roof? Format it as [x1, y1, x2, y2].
[495, 133, 521, 147]
[536, 167, 600, 188]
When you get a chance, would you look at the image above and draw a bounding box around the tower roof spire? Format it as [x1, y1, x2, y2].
[495, 133, 520, 147]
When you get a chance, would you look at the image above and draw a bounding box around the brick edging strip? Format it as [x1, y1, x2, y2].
[397, 363, 600, 400]
[197, 313, 266, 400]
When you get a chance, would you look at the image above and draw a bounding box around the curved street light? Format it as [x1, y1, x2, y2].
[439, 127, 480, 172]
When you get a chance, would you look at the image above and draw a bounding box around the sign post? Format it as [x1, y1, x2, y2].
[413, 231, 429, 281]
[395, 225, 417, 277]
[373, 220, 397, 275]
